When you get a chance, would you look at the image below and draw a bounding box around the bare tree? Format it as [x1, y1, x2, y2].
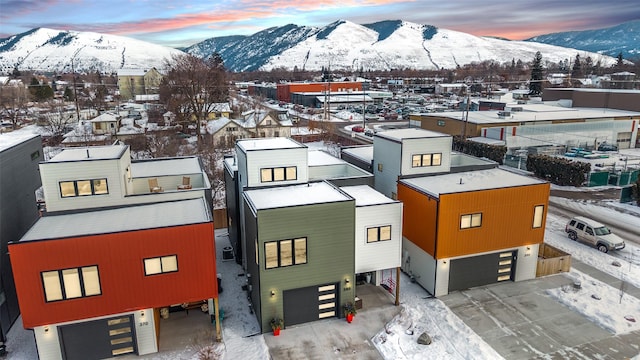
[37, 101, 77, 145]
[0, 82, 30, 130]
[160, 53, 229, 147]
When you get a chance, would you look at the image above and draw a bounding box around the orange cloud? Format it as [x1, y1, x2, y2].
[79, 0, 414, 35]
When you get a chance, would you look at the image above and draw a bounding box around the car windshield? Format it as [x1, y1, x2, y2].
[594, 226, 611, 235]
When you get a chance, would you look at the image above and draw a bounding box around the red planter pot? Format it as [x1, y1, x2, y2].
[346, 313, 354, 323]
[273, 328, 281, 336]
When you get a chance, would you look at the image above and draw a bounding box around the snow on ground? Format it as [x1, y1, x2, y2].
[546, 269, 640, 335]
[373, 278, 503, 360]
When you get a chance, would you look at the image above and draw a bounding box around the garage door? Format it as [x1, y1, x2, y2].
[449, 251, 516, 292]
[616, 132, 632, 149]
[283, 283, 337, 327]
[59, 315, 136, 360]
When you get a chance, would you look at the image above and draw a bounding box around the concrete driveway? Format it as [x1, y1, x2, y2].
[441, 269, 640, 359]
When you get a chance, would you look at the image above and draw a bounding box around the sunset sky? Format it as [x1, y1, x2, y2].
[1, 0, 638, 48]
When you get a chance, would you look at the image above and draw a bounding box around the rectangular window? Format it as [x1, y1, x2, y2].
[260, 167, 297, 183]
[367, 225, 392, 243]
[144, 255, 178, 276]
[412, 153, 443, 167]
[264, 237, 307, 269]
[460, 213, 482, 229]
[58, 178, 109, 197]
[532, 205, 544, 228]
[31, 150, 40, 161]
[41, 265, 101, 302]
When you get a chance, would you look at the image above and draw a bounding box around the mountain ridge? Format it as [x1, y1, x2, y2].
[0, 20, 632, 74]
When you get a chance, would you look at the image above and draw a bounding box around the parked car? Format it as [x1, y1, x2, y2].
[351, 125, 365, 133]
[565, 216, 625, 253]
[597, 143, 618, 152]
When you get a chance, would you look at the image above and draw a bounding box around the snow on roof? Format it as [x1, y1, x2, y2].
[236, 137, 305, 152]
[117, 69, 147, 76]
[48, 144, 127, 162]
[0, 126, 40, 153]
[467, 136, 505, 146]
[206, 117, 232, 134]
[341, 145, 373, 163]
[376, 128, 449, 142]
[401, 168, 545, 198]
[19, 198, 210, 242]
[245, 181, 352, 210]
[131, 157, 202, 177]
[340, 185, 396, 206]
[89, 112, 119, 122]
[308, 150, 344, 166]
[421, 107, 640, 125]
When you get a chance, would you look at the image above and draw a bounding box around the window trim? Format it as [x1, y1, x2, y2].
[59, 178, 109, 198]
[143, 254, 179, 276]
[532, 205, 545, 228]
[366, 225, 392, 243]
[411, 153, 442, 168]
[264, 237, 308, 270]
[460, 213, 482, 229]
[41, 265, 102, 303]
[260, 166, 297, 183]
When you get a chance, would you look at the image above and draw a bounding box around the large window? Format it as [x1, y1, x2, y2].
[532, 205, 545, 228]
[260, 166, 297, 183]
[59, 178, 109, 197]
[460, 213, 482, 229]
[411, 153, 442, 167]
[367, 225, 392, 243]
[41, 265, 101, 302]
[144, 255, 178, 275]
[265, 238, 307, 269]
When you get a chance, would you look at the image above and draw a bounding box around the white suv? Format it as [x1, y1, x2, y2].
[565, 216, 626, 253]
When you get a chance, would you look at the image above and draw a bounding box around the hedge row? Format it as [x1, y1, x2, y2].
[452, 136, 507, 165]
[526, 154, 591, 186]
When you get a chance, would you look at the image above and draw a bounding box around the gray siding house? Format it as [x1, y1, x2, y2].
[0, 130, 43, 342]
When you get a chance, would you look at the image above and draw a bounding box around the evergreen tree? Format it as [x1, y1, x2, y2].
[63, 87, 74, 101]
[529, 51, 543, 96]
[584, 56, 594, 75]
[616, 53, 624, 68]
[571, 54, 582, 78]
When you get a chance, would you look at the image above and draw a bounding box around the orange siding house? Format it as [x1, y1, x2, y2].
[399, 168, 550, 297]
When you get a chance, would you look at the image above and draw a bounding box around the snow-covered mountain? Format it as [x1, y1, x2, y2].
[526, 20, 640, 60]
[187, 20, 618, 72]
[0, 21, 622, 74]
[0, 28, 185, 74]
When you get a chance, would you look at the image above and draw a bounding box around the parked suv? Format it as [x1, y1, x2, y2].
[565, 216, 625, 253]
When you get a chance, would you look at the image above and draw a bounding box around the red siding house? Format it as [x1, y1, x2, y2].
[9, 144, 218, 360]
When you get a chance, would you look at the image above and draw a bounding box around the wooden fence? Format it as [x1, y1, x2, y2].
[536, 243, 571, 277]
[213, 208, 228, 229]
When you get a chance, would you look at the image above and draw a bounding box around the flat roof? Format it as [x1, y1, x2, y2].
[0, 127, 40, 153]
[132, 157, 203, 177]
[245, 181, 351, 210]
[48, 144, 127, 162]
[375, 128, 450, 142]
[341, 146, 373, 164]
[236, 137, 305, 152]
[19, 198, 210, 242]
[340, 185, 396, 206]
[308, 150, 344, 166]
[400, 168, 545, 198]
[417, 107, 640, 125]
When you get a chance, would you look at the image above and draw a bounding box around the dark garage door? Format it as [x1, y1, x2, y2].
[59, 315, 136, 360]
[283, 283, 337, 327]
[449, 251, 516, 292]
